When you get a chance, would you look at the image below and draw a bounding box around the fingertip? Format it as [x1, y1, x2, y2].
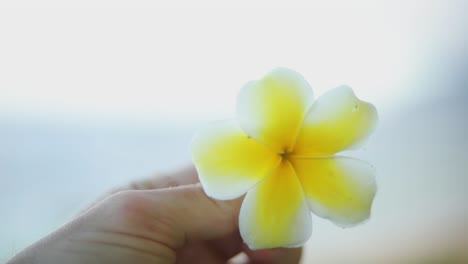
[153, 183, 244, 242]
[243, 245, 302, 264]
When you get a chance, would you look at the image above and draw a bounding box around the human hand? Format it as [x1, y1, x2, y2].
[7, 166, 302, 264]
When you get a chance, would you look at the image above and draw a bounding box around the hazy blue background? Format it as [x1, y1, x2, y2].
[1, 4, 467, 263]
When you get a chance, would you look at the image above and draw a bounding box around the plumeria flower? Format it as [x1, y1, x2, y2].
[191, 68, 378, 249]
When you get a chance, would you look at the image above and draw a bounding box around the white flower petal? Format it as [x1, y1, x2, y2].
[236, 68, 313, 153]
[294, 85, 378, 156]
[239, 160, 312, 249]
[191, 120, 281, 200]
[290, 156, 377, 227]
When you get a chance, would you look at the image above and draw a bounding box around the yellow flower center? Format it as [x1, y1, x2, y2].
[279, 149, 292, 160]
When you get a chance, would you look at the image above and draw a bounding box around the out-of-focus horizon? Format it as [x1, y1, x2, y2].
[1, 3, 468, 263]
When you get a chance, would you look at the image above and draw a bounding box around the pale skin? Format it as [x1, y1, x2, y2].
[7, 167, 302, 264]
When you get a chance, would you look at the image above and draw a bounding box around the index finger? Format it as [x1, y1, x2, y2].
[81, 165, 199, 214]
[127, 166, 199, 190]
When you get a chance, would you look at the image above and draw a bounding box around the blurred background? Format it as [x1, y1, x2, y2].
[1, 2, 467, 263]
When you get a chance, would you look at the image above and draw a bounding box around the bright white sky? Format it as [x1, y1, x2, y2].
[0, 2, 465, 121]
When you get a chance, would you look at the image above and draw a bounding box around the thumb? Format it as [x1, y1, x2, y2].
[143, 183, 243, 246]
